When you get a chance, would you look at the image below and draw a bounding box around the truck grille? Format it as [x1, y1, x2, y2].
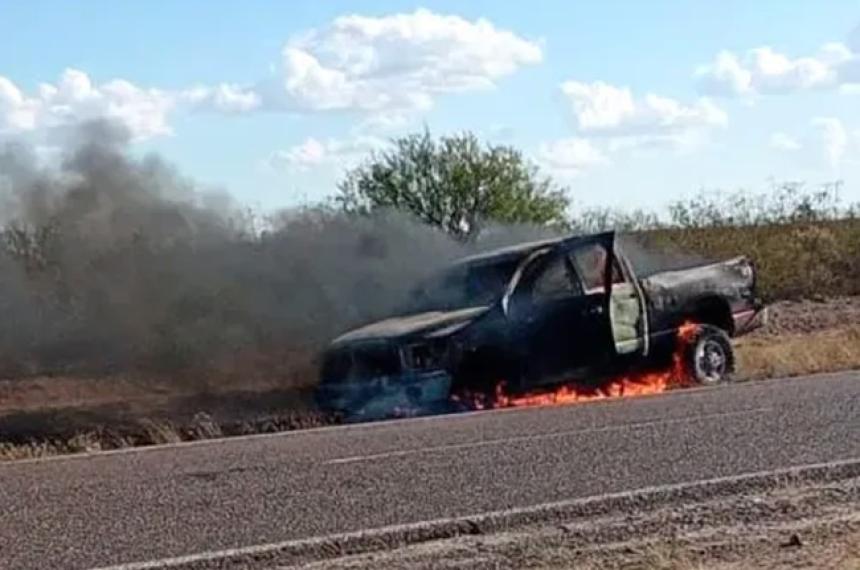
[321, 342, 401, 385]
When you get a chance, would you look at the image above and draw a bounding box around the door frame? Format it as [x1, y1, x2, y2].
[501, 232, 622, 388]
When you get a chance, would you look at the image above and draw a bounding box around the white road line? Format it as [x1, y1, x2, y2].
[90, 456, 860, 570]
[324, 407, 773, 465]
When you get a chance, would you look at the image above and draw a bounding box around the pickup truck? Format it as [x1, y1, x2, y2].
[316, 231, 766, 418]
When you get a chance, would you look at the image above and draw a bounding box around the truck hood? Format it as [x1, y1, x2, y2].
[332, 306, 491, 345]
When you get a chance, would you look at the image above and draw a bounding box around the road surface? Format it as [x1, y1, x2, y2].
[1, 372, 858, 569]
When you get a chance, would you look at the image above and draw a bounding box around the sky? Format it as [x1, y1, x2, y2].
[1, 1, 859, 214]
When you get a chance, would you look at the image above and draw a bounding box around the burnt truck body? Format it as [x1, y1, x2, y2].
[316, 231, 766, 419]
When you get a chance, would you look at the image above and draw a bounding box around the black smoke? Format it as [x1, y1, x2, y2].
[0, 122, 695, 384]
[0, 123, 470, 380]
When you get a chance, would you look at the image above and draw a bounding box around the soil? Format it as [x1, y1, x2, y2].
[293, 475, 860, 570]
[756, 296, 860, 337]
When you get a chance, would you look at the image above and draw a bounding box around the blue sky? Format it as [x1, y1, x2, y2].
[1, 1, 858, 213]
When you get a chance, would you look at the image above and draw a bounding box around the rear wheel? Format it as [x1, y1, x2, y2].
[684, 325, 735, 385]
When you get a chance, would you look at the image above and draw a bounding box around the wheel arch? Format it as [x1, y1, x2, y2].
[687, 295, 734, 336]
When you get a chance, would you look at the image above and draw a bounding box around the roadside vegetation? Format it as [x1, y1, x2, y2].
[337, 130, 570, 241]
[0, 126, 858, 460]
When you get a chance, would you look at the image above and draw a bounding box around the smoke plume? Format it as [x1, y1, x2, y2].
[0, 122, 533, 381]
[0, 121, 698, 385]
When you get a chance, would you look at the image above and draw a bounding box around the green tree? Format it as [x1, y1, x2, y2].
[336, 130, 570, 240]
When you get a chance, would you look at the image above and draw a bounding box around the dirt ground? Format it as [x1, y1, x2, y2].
[293, 475, 860, 570]
[754, 296, 860, 337]
[734, 296, 860, 381]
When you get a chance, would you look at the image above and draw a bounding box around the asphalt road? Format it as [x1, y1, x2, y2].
[1, 372, 859, 570]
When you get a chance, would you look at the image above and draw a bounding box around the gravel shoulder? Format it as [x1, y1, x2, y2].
[294, 473, 860, 570]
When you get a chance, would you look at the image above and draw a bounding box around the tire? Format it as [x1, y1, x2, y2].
[684, 324, 735, 385]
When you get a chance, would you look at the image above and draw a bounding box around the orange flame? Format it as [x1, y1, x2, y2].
[459, 321, 699, 411]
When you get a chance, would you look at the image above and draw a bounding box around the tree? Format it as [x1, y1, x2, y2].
[336, 130, 570, 240]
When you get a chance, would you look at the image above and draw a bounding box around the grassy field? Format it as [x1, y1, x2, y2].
[640, 218, 860, 301]
[738, 325, 860, 381]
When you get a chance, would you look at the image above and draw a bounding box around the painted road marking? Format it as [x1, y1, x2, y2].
[324, 407, 773, 465]
[91, 456, 860, 570]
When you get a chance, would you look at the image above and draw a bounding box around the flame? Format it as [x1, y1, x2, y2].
[456, 321, 700, 411]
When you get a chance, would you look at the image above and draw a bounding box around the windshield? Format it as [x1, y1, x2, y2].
[407, 256, 522, 313]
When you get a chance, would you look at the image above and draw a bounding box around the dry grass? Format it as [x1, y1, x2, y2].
[0, 410, 335, 461]
[836, 543, 860, 570]
[736, 325, 860, 381]
[641, 219, 860, 302]
[540, 540, 860, 570]
[1, 322, 858, 463]
[529, 542, 707, 570]
[0, 431, 130, 461]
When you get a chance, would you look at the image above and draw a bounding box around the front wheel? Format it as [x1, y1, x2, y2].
[684, 325, 735, 385]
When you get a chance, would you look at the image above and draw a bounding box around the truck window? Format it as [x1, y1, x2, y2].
[408, 257, 521, 312]
[532, 255, 579, 302]
[571, 244, 624, 292]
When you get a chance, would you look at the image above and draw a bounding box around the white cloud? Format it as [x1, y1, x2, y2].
[769, 132, 802, 151]
[560, 81, 635, 130]
[2, 9, 541, 143]
[812, 117, 849, 167]
[559, 80, 726, 154]
[271, 138, 327, 169]
[695, 43, 858, 96]
[0, 69, 174, 140]
[537, 137, 608, 176]
[268, 135, 386, 171]
[605, 131, 710, 154]
[265, 9, 542, 117]
[0, 77, 40, 131]
[694, 51, 754, 96]
[561, 81, 727, 136]
[770, 118, 852, 167]
[182, 84, 261, 113]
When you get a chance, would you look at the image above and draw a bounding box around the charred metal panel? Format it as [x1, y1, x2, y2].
[641, 256, 757, 334]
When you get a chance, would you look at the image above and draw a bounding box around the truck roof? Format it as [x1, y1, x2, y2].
[454, 237, 562, 267]
[454, 231, 615, 268]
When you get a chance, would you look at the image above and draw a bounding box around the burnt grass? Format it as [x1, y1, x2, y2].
[0, 387, 340, 457]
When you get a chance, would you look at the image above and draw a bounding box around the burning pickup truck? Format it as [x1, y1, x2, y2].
[316, 231, 766, 419]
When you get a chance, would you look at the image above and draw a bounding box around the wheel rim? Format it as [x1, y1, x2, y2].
[695, 339, 727, 384]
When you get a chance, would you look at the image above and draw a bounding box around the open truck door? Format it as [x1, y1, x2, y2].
[565, 233, 650, 358]
[505, 232, 621, 389]
[606, 239, 649, 356]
